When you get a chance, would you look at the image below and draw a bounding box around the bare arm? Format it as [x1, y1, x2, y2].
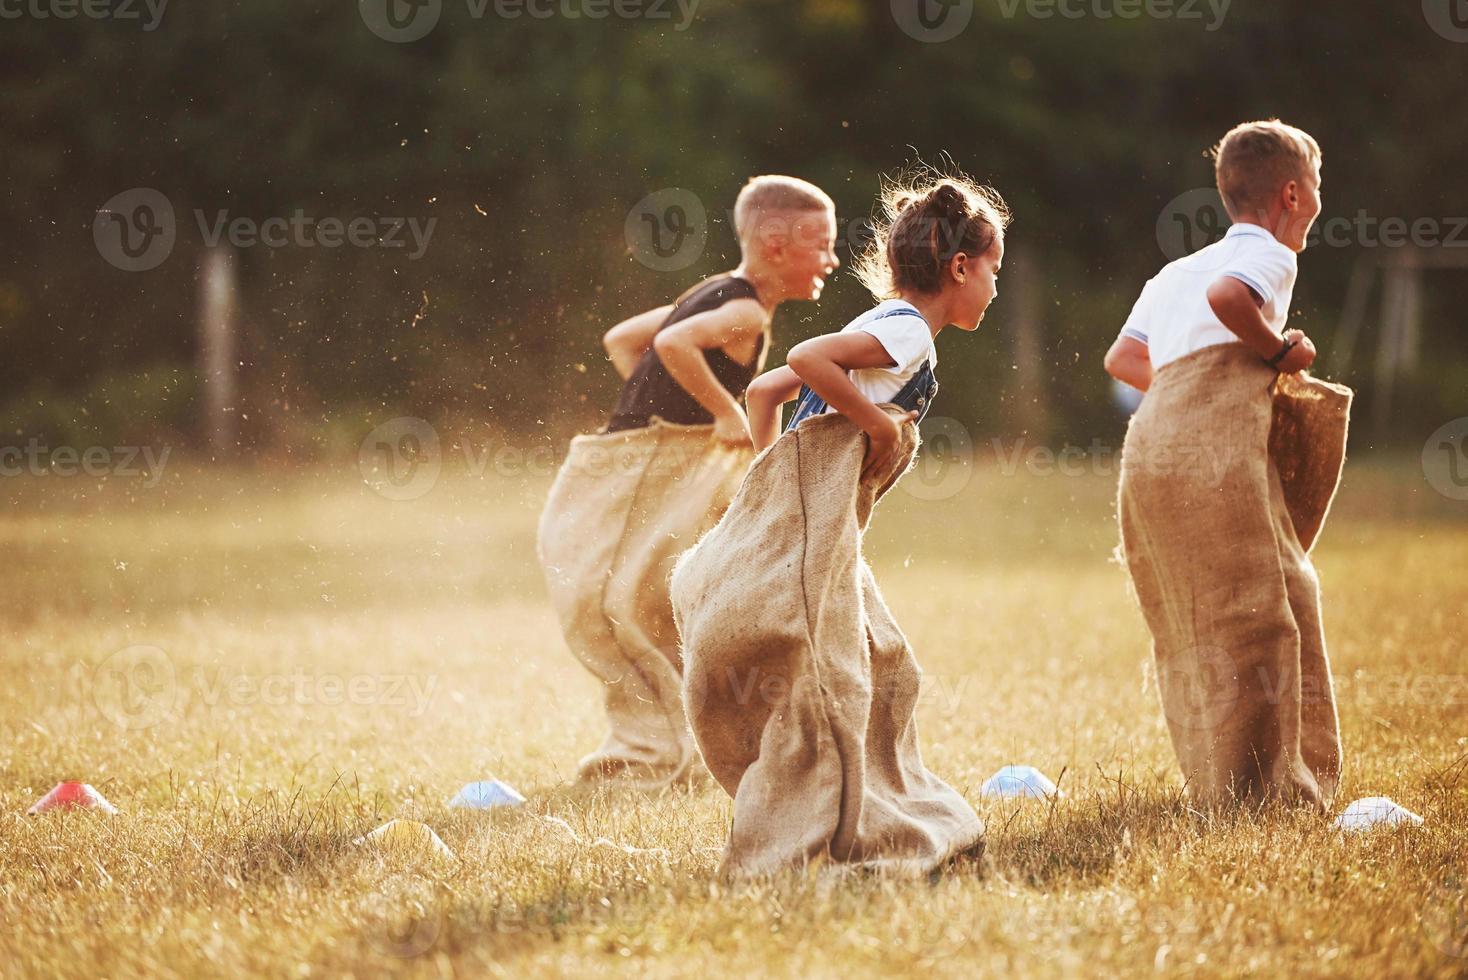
[1206, 277, 1316, 373]
[1206, 278, 1285, 359]
[746, 365, 803, 451]
[652, 298, 768, 447]
[1103, 336, 1153, 393]
[787, 332, 919, 480]
[603, 304, 674, 379]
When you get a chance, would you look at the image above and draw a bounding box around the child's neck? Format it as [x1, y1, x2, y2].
[895, 291, 950, 340]
[730, 263, 782, 311]
[1230, 207, 1288, 247]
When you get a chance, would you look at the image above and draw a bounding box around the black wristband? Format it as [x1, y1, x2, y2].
[1266, 338, 1296, 368]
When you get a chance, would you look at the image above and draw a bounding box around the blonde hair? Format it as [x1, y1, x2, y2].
[854, 166, 1010, 300]
[733, 175, 835, 247]
[1212, 119, 1322, 219]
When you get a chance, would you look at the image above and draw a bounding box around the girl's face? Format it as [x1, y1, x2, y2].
[950, 238, 1003, 331]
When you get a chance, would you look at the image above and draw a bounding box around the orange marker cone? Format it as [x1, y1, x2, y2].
[27, 781, 119, 815]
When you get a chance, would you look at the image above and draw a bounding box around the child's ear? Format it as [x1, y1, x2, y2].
[950, 252, 968, 285]
[1282, 179, 1300, 212]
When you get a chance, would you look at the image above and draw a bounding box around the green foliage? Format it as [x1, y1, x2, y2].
[1, 0, 1463, 448]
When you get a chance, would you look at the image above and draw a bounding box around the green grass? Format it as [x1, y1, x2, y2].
[1, 450, 1465, 978]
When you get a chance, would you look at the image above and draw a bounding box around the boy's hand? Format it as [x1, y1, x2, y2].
[1276, 329, 1317, 374]
[861, 410, 918, 481]
[713, 409, 754, 449]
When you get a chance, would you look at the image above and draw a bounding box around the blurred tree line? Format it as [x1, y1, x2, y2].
[1, 0, 1464, 456]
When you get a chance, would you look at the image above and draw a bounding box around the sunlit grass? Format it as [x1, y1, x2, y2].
[1, 451, 1464, 978]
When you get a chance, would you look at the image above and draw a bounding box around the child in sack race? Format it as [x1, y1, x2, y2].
[1105, 119, 1355, 811]
[537, 175, 839, 790]
[671, 170, 1010, 876]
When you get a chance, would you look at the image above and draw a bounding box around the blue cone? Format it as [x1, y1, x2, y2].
[980, 765, 1062, 799]
[448, 779, 526, 809]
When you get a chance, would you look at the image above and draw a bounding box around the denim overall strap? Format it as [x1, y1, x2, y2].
[784, 360, 938, 433]
[785, 383, 829, 432]
[887, 360, 938, 423]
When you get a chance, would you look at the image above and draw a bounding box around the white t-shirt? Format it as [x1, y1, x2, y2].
[1118, 223, 1298, 370]
[818, 299, 935, 412]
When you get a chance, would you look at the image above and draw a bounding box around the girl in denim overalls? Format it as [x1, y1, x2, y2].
[746, 179, 1008, 467]
[673, 174, 1012, 876]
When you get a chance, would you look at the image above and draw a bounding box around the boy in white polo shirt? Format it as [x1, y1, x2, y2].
[1107, 120, 1354, 812]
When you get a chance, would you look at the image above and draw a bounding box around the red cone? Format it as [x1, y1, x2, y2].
[27, 781, 119, 815]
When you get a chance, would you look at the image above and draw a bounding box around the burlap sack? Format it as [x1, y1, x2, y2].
[671, 408, 984, 877]
[1117, 343, 1353, 811]
[537, 420, 752, 790]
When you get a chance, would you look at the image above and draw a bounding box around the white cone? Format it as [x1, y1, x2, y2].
[1333, 796, 1424, 832]
[353, 819, 456, 860]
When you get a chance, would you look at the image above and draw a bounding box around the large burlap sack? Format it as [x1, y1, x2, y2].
[537, 420, 752, 790]
[671, 407, 984, 877]
[1268, 369, 1354, 552]
[1117, 343, 1353, 810]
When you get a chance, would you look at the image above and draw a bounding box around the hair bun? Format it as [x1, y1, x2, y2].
[925, 182, 967, 218]
[854, 165, 1010, 300]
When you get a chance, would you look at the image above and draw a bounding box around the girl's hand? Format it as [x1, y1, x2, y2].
[713, 409, 754, 449]
[1277, 329, 1317, 374]
[861, 410, 918, 481]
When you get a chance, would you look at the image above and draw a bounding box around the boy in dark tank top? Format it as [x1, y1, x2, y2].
[607, 275, 765, 433]
[538, 176, 838, 789]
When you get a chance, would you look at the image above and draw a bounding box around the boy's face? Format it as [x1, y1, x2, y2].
[952, 238, 1004, 331]
[1278, 161, 1323, 253]
[760, 208, 839, 300]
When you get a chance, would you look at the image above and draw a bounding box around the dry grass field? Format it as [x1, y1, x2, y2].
[1, 441, 1465, 978]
